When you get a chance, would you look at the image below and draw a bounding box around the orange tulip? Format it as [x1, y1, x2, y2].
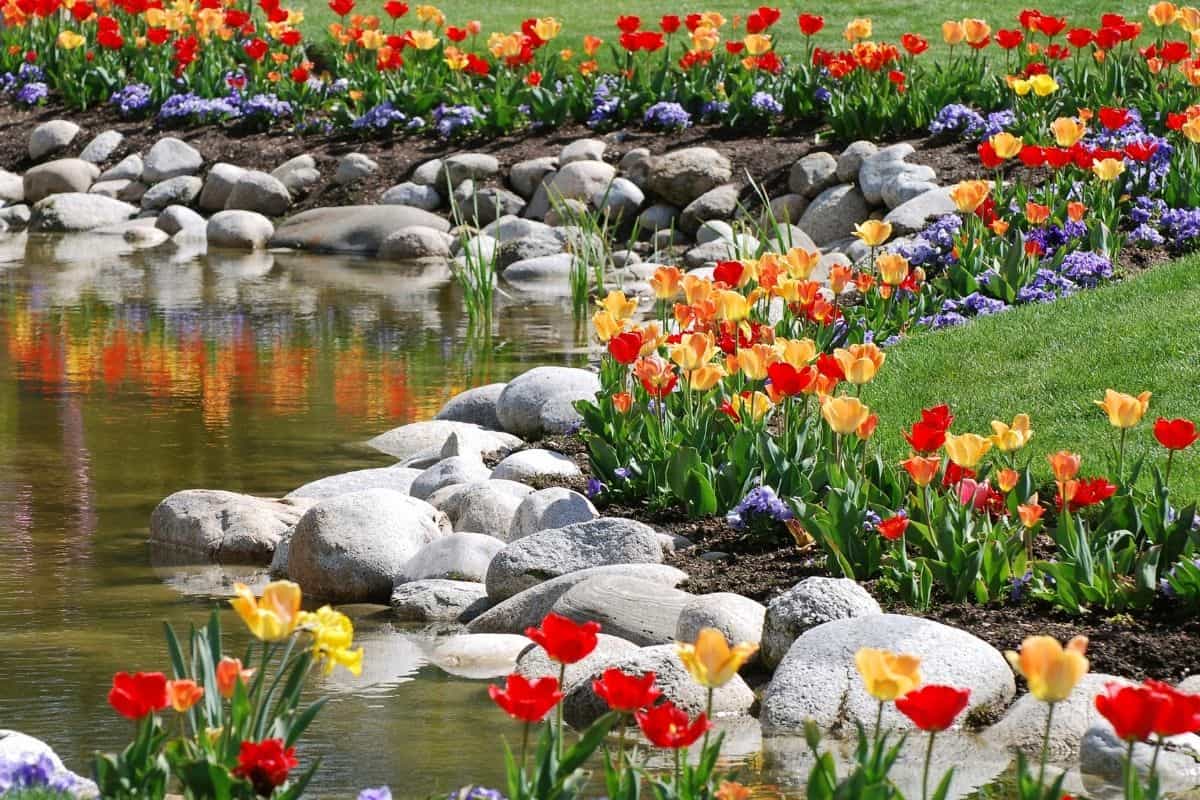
[167, 679, 204, 712]
[1047, 450, 1081, 482]
[901, 455, 942, 487]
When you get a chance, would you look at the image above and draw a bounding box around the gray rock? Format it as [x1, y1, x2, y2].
[510, 488, 598, 541]
[367, 419, 520, 463]
[0, 169, 24, 202]
[390, 579, 490, 623]
[29, 192, 136, 232]
[270, 154, 320, 196]
[1080, 724, 1200, 788]
[79, 129, 124, 164]
[483, 215, 558, 242]
[764, 223, 819, 254]
[400, 531, 505, 583]
[884, 187, 958, 235]
[544, 160, 617, 205]
[988, 673, 1126, 759]
[454, 233, 498, 266]
[685, 238, 756, 268]
[29, 119, 80, 161]
[560, 138, 606, 164]
[836, 140, 879, 183]
[517, 633, 640, 688]
[440, 153, 501, 188]
[495, 366, 600, 439]
[618, 147, 653, 185]
[860, 157, 934, 207]
[88, 179, 130, 199]
[645, 147, 732, 207]
[798, 184, 871, 246]
[486, 517, 662, 601]
[0, 203, 30, 228]
[637, 203, 680, 234]
[198, 162, 246, 211]
[510, 157, 558, 198]
[883, 177, 939, 210]
[94, 218, 168, 247]
[562, 644, 754, 727]
[497, 234, 565, 269]
[270, 205, 449, 254]
[286, 466, 421, 501]
[0, 730, 98, 799]
[225, 170, 291, 216]
[24, 159, 99, 203]
[334, 152, 378, 185]
[552, 575, 691, 646]
[504, 253, 576, 283]
[287, 488, 449, 602]
[767, 193, 810, 226]
[156, 204, 205, 235]
[676, 592, 765, 649]
[491, 449, 581, 482]
[444, 481, 529, 535]
[761, 614, 1015, 734]
[207, 210, 275, 250]
[99, 154, 143, 182]
[430, 633, 532, 678]
[790, 151, 839, 197]
[680, 183, 740, 234]
[379, 225, 452, 260]
[410, 457, 493, 501]
[143, 137, 203, 183]
[696, 219, 734, 245]
[140, 175, 202, 211]
[468, 563, 688, 634]
[594, 176, 644, 221]
[435, 383, 506, 429]
[762, 577, 881, 669]
[408, 158, 442, 186]
[463, 186, 525, 226]
[381, 181, 441, 210]
[149, 489, 311, 565]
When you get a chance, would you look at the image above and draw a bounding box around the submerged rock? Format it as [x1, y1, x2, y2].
[390, 579, 491, 623]
[269, 205, 449, 255]
[285, 466, 422, 501]
[149, 489, 312, 565]
[29, 192, 136, 232]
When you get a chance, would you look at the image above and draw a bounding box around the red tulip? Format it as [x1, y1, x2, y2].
[489, 675, 563, 722]
[593, 669, 661, 713]
[635, 702, 710, 748]
[525, 613, 600, 665]
[921, 404, 954, 431]
[660, 14, 680, 33]
[877, 514, 909, 541]
[903, 421, 946, 454]
[1155, 418, 1199, 451]
[797, 13, 824, 35]
[108, 671, 169, 720]
[327, 0, 352, 14]
[382, 0, 406, 17]
[1035, 14, 1067, 36]
[901, 33, 928, 55]
[712, 260, 744, 287]
[895, 685, 971, 732]
[607, 331, 643, 365]
[1019, 145, 1046, 167]
[1018, 8, 1042, 30]
[1095, 682, 1164, 742]
[243, 37, 268, 60]
[1098, 107, 1131, 131]
[978, 141, 1004, 169]
[1066, 27, 1093, 47]
[1145, 680, 1200, 737]
[767, 362, 816, 397]
[233, 739, 298, 797]
[616, 14, 641, 33]
[815, 353, 844, 382]
[1124, 141, 1158, 162]
[1058, 477, 1118, 511]
[996, 29, 1024, 49]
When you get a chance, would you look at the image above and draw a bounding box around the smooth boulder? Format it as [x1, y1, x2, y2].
[269, 205, 450, 255]
[390, 579, 490, 623]
[149, 489, 311, 565]
[761, 577, 881, 669]
[495, 367, 600, 439]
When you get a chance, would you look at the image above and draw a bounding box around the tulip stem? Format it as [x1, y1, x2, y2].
[1117, 428, 1128, 485]
[922, 731, 936, 800]
[556, 663, 566, 760]
[1036, 702, 1055, 792]
[874, 700, 885, 746]
[615, 717, 628, 785]
[520, 721, 530, 770]
[1150, 735, 1163, 780]
[1125, 739, 1136, 800]
[702, 687, 714, 753]
[1165, 451, 1175, 490]
[673, 745, 682, 790]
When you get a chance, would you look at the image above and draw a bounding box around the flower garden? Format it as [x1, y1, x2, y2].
[1, 0, 1200, 798]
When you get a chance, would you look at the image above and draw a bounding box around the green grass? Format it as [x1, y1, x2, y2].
[296, 0, 1146, 56]
[865, 255, 1200, 502]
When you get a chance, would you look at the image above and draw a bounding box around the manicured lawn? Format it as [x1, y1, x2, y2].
[295, 0, 1146, 55]
[866, 254, 1200, 502]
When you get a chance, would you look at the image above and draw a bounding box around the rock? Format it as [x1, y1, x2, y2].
[484, 215, 559, 242]
[270, 154, 320, 197]
[381, 181, 441, 210]
[149, 489, 311, 565]
[29, 119, 80, 161]
[286, 489, 449, 602]
[497, 234, 565, 269]
[767, 193, 810, 226]
[491, 449, 581, 482]
[696, 219, 734, 245]
[118, 181, 148, 205]
[859, 154, 933, 207]
[552, 575, 691, 646]
[637, 203, 680, 234]
[156, 204, 205, 235]
[430, 633, 531, 679]
[410, 457, 493, 501]
[140, 175, 202, 211]
[645, 147, 732, 207]
[270, 205, 449, 255]
[676, 592, 765, 649]
[29, 192, 136, 232]
[442, 481, 529, 535]
[679, 184, 740, 234]
[504, 253, 577, 284]
[798, 184, 871, 246]
[425, 478, 530, 516]
[390, 579, 490, 623]
[761, 614, 1015, 734]
[367, 419, 521, 463]
[560, 138, 606, 164]
[410, 158, 443, 186]
[987, 673, 1126, 759]
[0, 729, 98, 798]
[286, 466, 421, 501]
[207, 210, 275, 250]
[99, 154, 143, 182]
[96, 218, 169, 247]
[198, 162, 246, 211]
[1080, 724, 1200, 788]
[0, 169, 24, 202]
[761, 577, 881, 669]
[618, 147, 653, 185]
[440, 153, 501, 188]
[790, 151, 839, 197]
[883, 176, 939, 210]
[884, 187, 958, 235]
[143, 137, 203, 183]
[594, 177, 644, 221]
[435, 383, 506, 429]
[79, 129, 124, 164]
[510, 488, 598, 541]
[225, 170, 291, 216]
[517, 633, 640, 688]
[463, 186, 525, 226]
[765, 223, 819, 254]
[684, 238, 752, 268]
[469, 563, 688, 634]
[334, 152, 378, 185]
[379, 225, 452, 260]
[495, 366, 600, 439]
[0, 204, 31, 228]
[486, 517, 663, 601]
[510, 156, 558, 198]
[543, 160, 616, 207]
[836, 140, 879, 183]
[88, 179, 129, 199]
[400, 531, 505, 583]
[561, 644, 754, 728]
[24, 158, 100, 202]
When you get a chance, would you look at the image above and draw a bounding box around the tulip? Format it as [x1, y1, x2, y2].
[1024, 202, 1051, 225]
[857, 413, 879, 441]
[950, 180, 990, 213]
[856, 647, 922, 702]
[608, 331, 644, 365]
[1047, 450, 1082, 482]
[166, 678, 204, 713]
[687, 364, 726, 392]
[230, 581, 302, 642]
[989, 413, 1033, 452]
[716, 782, 752, 800]
[612, 392, 633, 413]
[649, 266, 683, 300]
[715, 290, 750, 322]
[1150, 1, 1180, 25]
[488, 674, 563, 723]
[877, 514, 909, 541]
[989, 132, 1024, 160]
[821, 395, 872, 436]
[1006, 635, 1089, 703]
[896, 685, 970, 732]
[593, 669, 661, 713]
[832, 344, 885, 386]
[853, 220, 892, 247]
[1143, 679, 1200, 737]
[56, 30, 86, 49]
[1095, 681, 1164, 742]
[1050, 116, 1086, 147]
[776, 337, 817, 368]
[829, 264, 853, 294]
[677, 627, 758, 688]
[635, 702, 710, 749]
[876, 253, 910, 286]
[1018, 496, 1045, 528]
[783, 247, 821, 279]
[598, 290, 637, 320]
[1183, 117, 1200, 144]
[670, 333, 717, 371]
[234, 739, 298, 798]
[901, 455, 942, 487]
[592, 310, 624, 342]
[108, 672, 169, 720]
[1155, 417, 1198, 486]
[732, 391, 772, 422]
[1096, 389, 1151, 429]
[944, 433, 992, 468]
[216, 656, 254, 699]
[1092, 158, 1127, 181]
[942, 19, 965, 44]
[997, 468, 1020, 493]
[843, 17, 871, 42]
[408, 29, 438, 49]
[1029, 74, 1059, 95]
[525, 613, 600, 665]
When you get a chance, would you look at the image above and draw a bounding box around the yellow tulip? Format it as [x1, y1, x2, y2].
[56, 30, 86, 49]
[941, 19, 965, 45]
[532, 16, 560, 41]
[1005, 635, 1088, 703]
[690, 25, 720, 52]
[989, 413, 1033, 452]
[670, 332, 717, 371]
[1050, 116, 1086, 147]
[592, 310, 624, 342]
[821, 395, 872, 435]
[876, 253, 910, 286]
[989, 132, 1024, 160]
[1030, 74, 1059, 96]
[414, 3, 444, 26]
[230, 581, 302, 642]
[783, 247, 821, 279]
[1010, 78, 1032, 96]
[1149, 1, 1180, 25]
[677, 628, 757, 687]
[598, 289, 637, 320]
[298, 605, 364, 676]
[733, 390, 773, 422]
[963, 18, 990, 44]
[950, 180, 990, 213]
[853, 219, 892, 247]
[743, 33, 772, 55]
[944, 432, 993, 468]
[1047, 450, 1082, 482]
[775, 337, 817, 368]
[855, 647, 922, 701]
[1092, 158, 1126, 181]
[832, 343, 885, 385]
[649, 266, 683, 300]
[1182, 116, 1200, 143]
[1094, 389, 1151, 428]
[715, 290, 750, 322]
[1180, 5, 1200, 31]
[408, 29, 438, 49]
[843, 17, 872, 42]
[686, 364, 726, 392]
[443, 46, 468, 70]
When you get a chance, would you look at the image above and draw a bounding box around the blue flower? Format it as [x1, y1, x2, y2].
[585, 478, 605, 498]
[750, 91, 783, 116]
[643, 101, 692, 131]
[727, 485, 792, 531]
[358, 788, 392, 800]
[813, 87, 832, 104]
[613, 467, 631, 481]
[449, 787, 507, 800]
[109, 83, 153, 117]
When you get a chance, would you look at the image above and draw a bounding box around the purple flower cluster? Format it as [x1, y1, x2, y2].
[889, 214, 960, 271]
[813, 86, 832, 104]
[699, 99, 730, 121]
[352, 101, 408, 131]
[585, 477, 605, 498]
[750, 91, 783, 116]
[1015, 268, 1078, 304]
[240, 93, 293, 120]
[643, 101, 692, 131]
[358, 789, 392, 800]
[157, 92, 241, 123]
[448, 788, 506, 800]
[110, 83, 153, 117]
[0, 751, 84, 794]
[928, 104, 1014, 141]
[1059, 251, 1113, 288]
[433, 104, 484, 139]
[726, 485, 792, 531]
[1023, 219, 1087, 259]
[1160, 207, 1200, 252]
[14, 81, 47, 106]
[587, 76, 621, 129]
